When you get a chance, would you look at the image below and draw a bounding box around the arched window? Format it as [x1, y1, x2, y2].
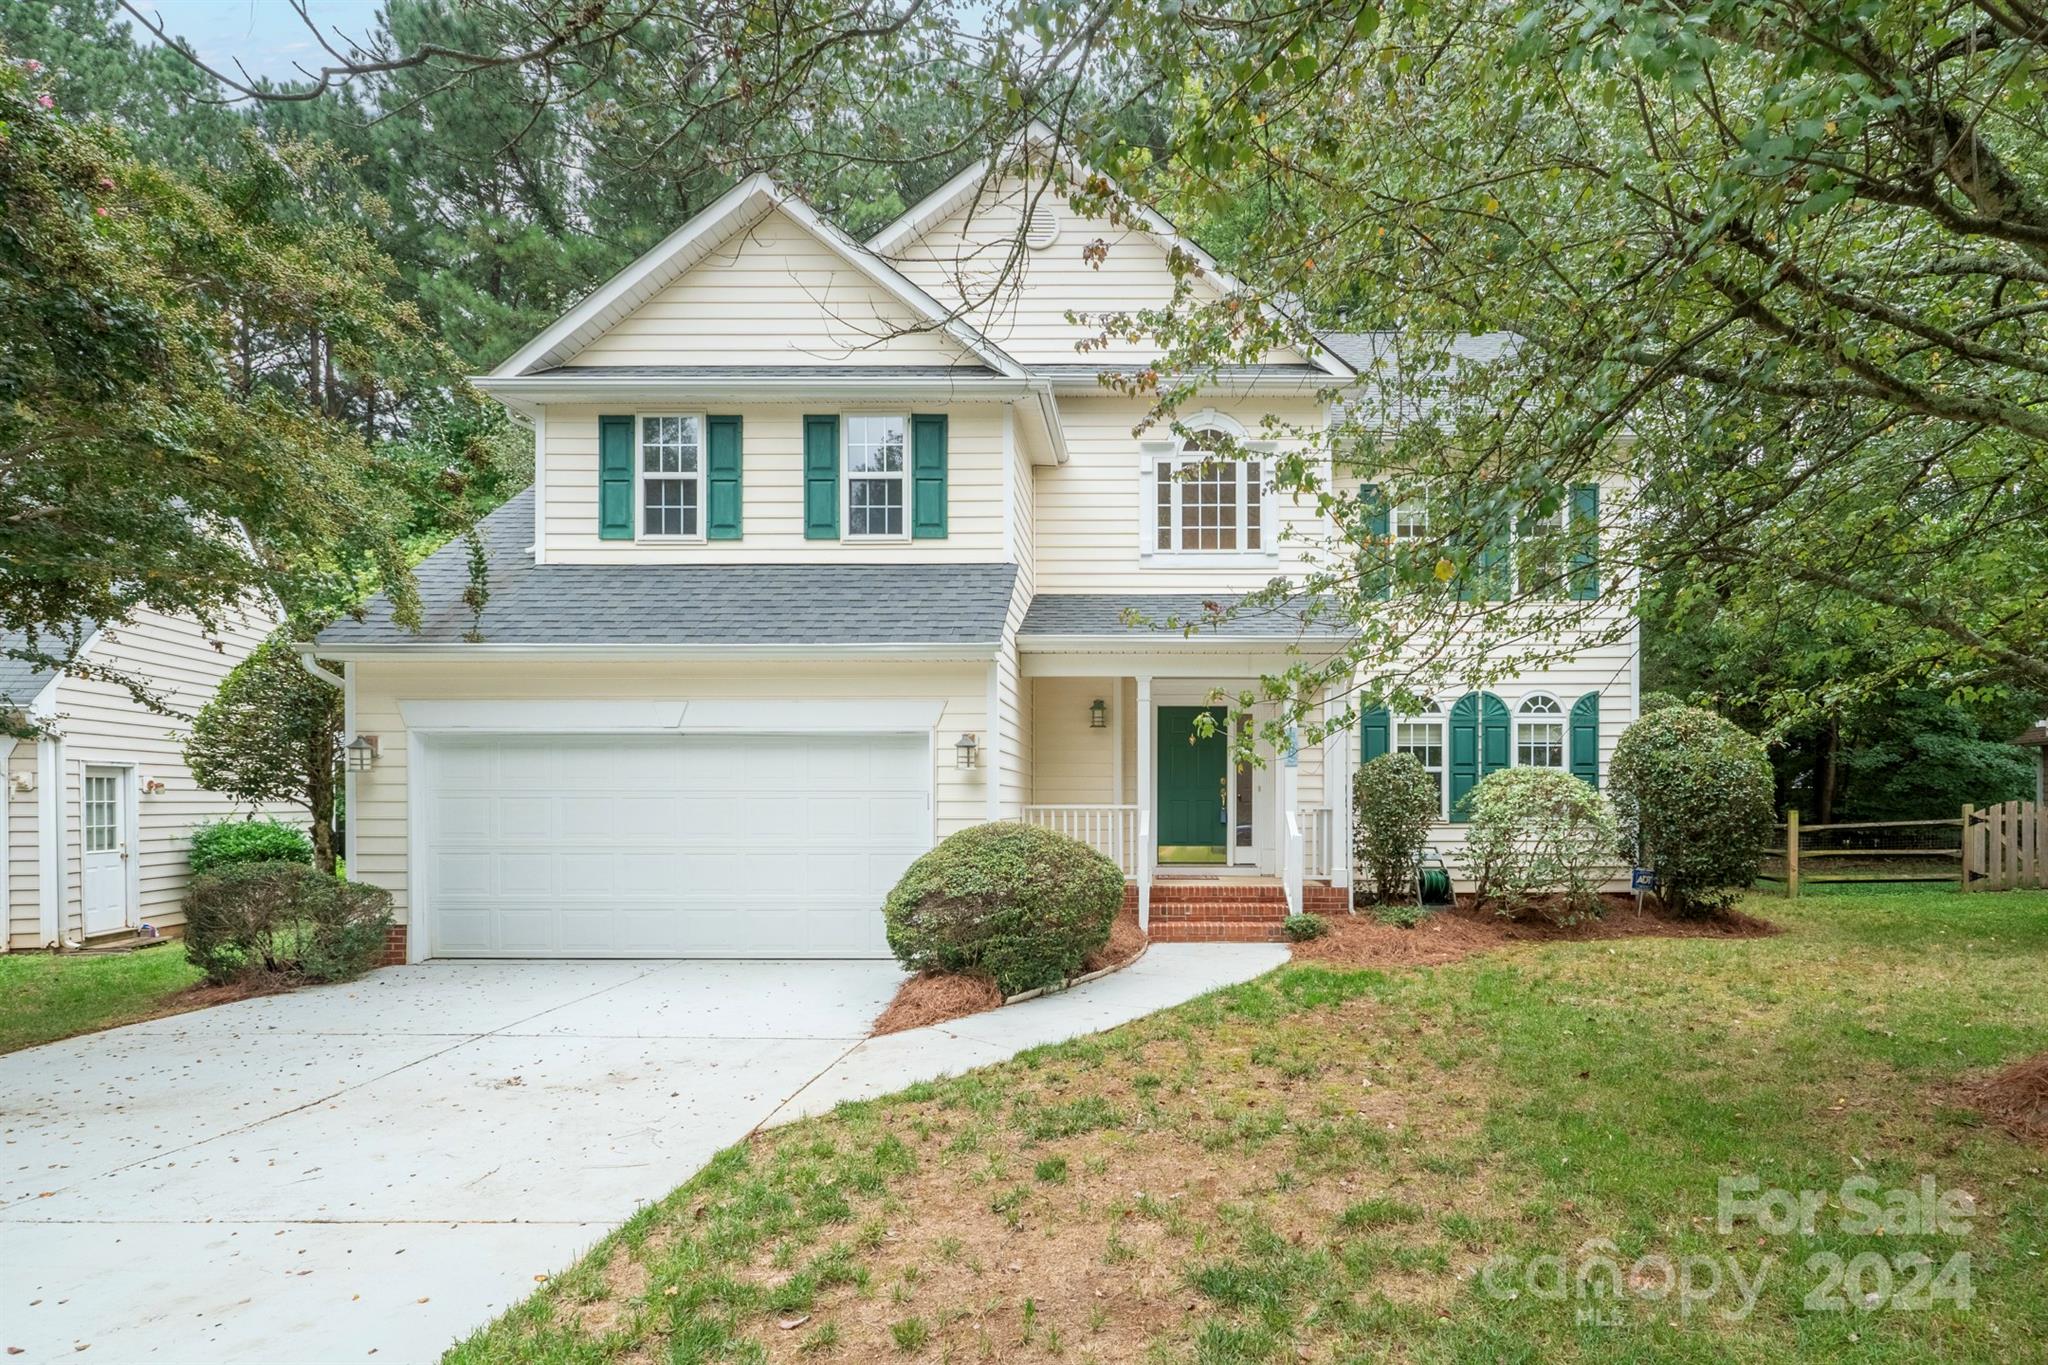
[1153, 423, 1266, 554]
[1516, 693, 1565, 768]
[1395, 701, 1447, 815]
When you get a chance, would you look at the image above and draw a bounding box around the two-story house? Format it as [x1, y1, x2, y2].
[310, 131, 1638, 963]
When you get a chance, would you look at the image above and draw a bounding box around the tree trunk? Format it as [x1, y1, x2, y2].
[306, 734, 338, 875]
[1817, 720, 1840, 826]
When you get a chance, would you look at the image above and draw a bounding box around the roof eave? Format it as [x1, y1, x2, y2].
[305, 640, 1004, 663]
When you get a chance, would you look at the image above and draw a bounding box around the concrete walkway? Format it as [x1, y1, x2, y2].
[0, 944, 1282, 1364]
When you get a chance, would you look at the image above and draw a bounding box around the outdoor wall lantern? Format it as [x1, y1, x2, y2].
[344, 734, 380, 773]
[954, 732, 980, 769]
[1089, 698, 1107, 729]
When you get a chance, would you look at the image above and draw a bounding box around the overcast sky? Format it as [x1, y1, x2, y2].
[132, 0, 389, 85]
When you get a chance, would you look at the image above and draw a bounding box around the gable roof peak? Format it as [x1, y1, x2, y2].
[489, 173, 1024, 380]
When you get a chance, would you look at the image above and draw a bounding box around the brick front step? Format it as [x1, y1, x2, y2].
[1150, 919, 1288, 943]
[1150, 902, 1290, 922]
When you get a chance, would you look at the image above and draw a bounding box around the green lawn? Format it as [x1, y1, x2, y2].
[0, 946, 204, 1054]
[451, 889, 2048, 1363]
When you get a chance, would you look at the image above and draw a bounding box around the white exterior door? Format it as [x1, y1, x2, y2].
[81, 766, 129, 936]
[424, 732, 931, 958]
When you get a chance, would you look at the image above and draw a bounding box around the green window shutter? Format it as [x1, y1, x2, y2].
[1477, 506, 1513, 601]
[706, 415, 742, 540]
[1359, 705, 1389, 763]
[599, 415, 635, 540]
[911, 413, 948, 539]
[1448, 693, 1481, 822]
[1480, 692, 1511, 775]
[1570, 690, 1600, 787]
[1361, 484, 1389, 600]
[1569, 482, 1600, 600]
[803, 414, 839, 540]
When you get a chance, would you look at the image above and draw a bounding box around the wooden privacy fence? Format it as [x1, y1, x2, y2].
[1964, 800, 2048, 891]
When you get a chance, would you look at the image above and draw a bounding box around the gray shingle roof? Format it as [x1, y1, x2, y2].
[1030, 363, 1327, 383]
[527, 364, 1002, 379]
[0, 630, 60, 707]
[314, 490, 1018, 650]
[1020, 594, 1346, 641]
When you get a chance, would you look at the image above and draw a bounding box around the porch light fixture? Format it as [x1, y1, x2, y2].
[344, 734, 380, 773]
[954, 732, 980, 769]
[1089, 698, 1107, 729]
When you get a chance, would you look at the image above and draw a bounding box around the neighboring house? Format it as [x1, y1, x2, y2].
[2, 605, 282, 951]
[311, 129, 1638, 963]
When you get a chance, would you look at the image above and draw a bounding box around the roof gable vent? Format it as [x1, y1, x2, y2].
[1023, 201, 1060, 250]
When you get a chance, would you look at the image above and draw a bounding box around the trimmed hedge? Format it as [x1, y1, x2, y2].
[1609, 705, 1775, 915]
[1352, 752, 1440, 904]
[884, 821, 1124, 996]
[1459, 766, 1618, 921]
[189, 819, 313, 874]
[183, 863, 392, 986]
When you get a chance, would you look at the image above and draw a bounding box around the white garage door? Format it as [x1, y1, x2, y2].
[424, 732, 929, 958]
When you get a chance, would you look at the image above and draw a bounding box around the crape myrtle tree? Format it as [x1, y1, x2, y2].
[0, 56, 441, 732]
[1036, 0, 2048, 751]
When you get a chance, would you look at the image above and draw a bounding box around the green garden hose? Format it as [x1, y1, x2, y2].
[1417, 866, 1454, 906]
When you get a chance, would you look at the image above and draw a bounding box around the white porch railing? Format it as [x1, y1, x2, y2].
[1304, 807, 1336, 882]
[1023, 804, 1140, 876]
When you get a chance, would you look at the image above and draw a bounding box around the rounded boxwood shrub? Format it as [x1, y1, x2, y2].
[1352, 752, 1440, 904]
[1608, 706, 1775, 916]
[884, 821, 1124, 996]
[184, 863, 393, 986]
[189, 818, 313, 874]
[1458, 767, 1619, 922]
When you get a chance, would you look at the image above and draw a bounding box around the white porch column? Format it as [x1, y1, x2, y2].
[1278, 721, 1303, 916]
[1323, 694, 1352, 894]
[1135, 673, 1153, 931]
[37, 731, 63, 947]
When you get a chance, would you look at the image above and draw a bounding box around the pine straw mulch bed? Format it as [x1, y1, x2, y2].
[1291, 893, 1779, 970]
[873, 908, 1149, 1036]
[1960, 1051, 2048, 1145]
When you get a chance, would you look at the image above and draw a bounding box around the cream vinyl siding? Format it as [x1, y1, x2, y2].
[994, 413, 1037, 816]
[568, 208, 975, 368]
[4, 605, 288, 948]
[348, 659, 991, 923]
[1028, 676, 1327, 817]
[889, 177, 1309, 367]
[542, 404, 1009, 563]
[1034, 394, 1330, 593]
[4, 743, 39, 947]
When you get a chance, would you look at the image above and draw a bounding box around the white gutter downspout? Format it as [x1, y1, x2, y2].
[30, 684, 63, 949]
[0, 736, 13, 951]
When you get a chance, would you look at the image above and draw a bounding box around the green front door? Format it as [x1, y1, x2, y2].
[1157, 706, 1228, 863]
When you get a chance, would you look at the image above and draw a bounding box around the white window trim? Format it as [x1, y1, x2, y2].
[843, 412, 911, 543]
[1137, 434, 1282, 569]
[636, 412, 707, 543]
[1513, 691, 1567, 769]
[1393, 704, 1449, 821]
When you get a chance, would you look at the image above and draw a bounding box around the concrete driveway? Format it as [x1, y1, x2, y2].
[0, 944, 1286, 1363]
[0, 960, 904, 1364]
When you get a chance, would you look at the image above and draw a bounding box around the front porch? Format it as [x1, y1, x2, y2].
[1017, 670, 1354, 931]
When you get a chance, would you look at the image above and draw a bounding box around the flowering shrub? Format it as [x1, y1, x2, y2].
[1609, 706, 1775, 915]
[1352, 753, 1440, 904]
[1458, 767, 1619, 921]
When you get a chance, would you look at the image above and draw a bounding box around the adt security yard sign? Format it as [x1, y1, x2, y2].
[1631, 867, 1659, 892]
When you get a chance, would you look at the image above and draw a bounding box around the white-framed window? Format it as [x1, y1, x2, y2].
[844, 414, 908, 540]
[1147, 425, 1273, 559]
[1516, 503, 1567, 598]
[84, 773, 119, 852]
[1516, 693, 1566, 768]
[639, 414, 704, 539]
[1393, 499, 1429, 544]
[1395, 701, 1447, 818]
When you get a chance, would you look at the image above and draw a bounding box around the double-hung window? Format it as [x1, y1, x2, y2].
[1516, 503, 1567, 598]
[640, 414, 704, 539]
[1516, 694, 1566, 768]
[1395, 702, 1447, 817]
[1150, 427, 1269, 558]
[845, 414, 908, 539]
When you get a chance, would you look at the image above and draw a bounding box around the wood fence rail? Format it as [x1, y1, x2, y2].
[1761, 802, 2046, 895]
